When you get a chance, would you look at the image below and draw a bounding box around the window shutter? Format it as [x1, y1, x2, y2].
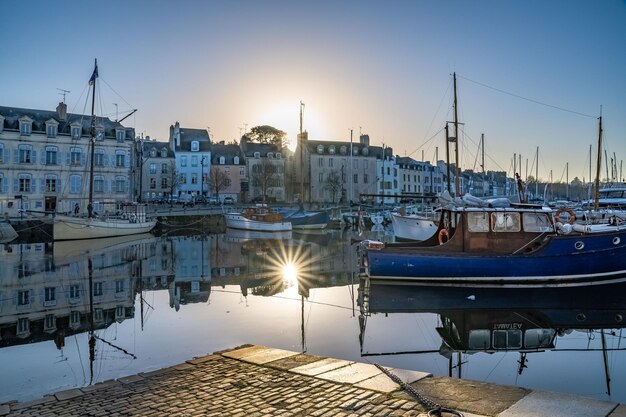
[104, 179, 109, 193]
[81, 154, 86, 166]
[125, 179, 129, 193]
[57, 179, 62, 191]
[31, 179, 37, 193]
[104, 155, 109, 167]
[40, 151, 46, 164]
[3, 180, 7, 193]
[32, 150, 37, 163]
[66, 152, 70, 165]
[40, 178, 45, 191]
[13, 179, 18, 192]
[125, 152, 130, 168]
[3, 149, 8, 163]
[13, 149, 18, 163]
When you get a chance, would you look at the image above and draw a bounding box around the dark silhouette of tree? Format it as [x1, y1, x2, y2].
[210, 166, 232, 198]
[245, 125, 289, 149]
[166, 161, 179, 206]
[324, 169, 342, 204]
[251, 159, 279, 202]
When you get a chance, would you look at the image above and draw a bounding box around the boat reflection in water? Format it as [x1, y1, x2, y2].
[358, 278, 626, 398]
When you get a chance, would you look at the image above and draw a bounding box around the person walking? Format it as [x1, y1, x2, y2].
[74, 203, 80, 216]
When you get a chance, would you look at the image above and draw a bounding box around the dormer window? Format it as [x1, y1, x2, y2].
[45, 119, 58, 138]
[328, 146, 335, 154]
[362, 147, 369, 156]
[151, 148, 157, 157]
[160, 148, 167, 157]
[316, 145, 323, 154]
[254, 152, 260, 158]
[267, 152, 274, 159]
[0, 115, 4, 133]
[352, 147, 359, 155]
[191, 141, 199, 152]
[19, 117, 32, 136]
[234, 156, 239, 165]
[96, 126, 105, 141]
[116, 129, 125, 142]
[220, 156, 225, 165]
[71, 124, 81, 140]
[276, 153, 281, 159]
[340, 146, 347, 155]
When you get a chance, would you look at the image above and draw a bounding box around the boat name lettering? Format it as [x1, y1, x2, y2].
[491, 323, 523, 330]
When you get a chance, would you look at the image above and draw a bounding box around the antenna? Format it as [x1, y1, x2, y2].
[57, 88, 70, 103]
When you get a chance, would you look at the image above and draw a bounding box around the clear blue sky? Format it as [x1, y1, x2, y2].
[2, 0, 625, 182]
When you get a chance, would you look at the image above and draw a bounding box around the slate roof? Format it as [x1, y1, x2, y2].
[304, 139, 389, 159]
[239, 138, 282, 157]
[210, 143, 244, 165]
[169, 124, 211, 152]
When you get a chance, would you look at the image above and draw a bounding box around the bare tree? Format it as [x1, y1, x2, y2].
[210, 166, 232, 198]
[251, 159, 278, 202]
[166, 161, 179, 206]
[324, 169, 342, 204]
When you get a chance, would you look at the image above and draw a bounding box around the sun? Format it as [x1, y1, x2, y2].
[259, 103, 326, 151]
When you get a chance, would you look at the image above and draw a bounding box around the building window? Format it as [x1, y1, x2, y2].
[18, 145, 32, 163]
[234, 156, 239, 165]
[45, 147, 58, 165]
[70, 175, 82, 193]
[181, 156, 187, 167]
[18, 290, 30, 306]
[70, 311, 81, 326]
[220, 156, 225, 165]
[318, 158, 323, 167]
[70, 148, 82, 166]
[94, 176, 104, 193]
[150, 178, 156, 189]
[191, 141, 199, 151]
[180, 174, 187, 184]
[46, 124, 57, 138]
[353, 174, 358, 184]
[319, 173, 323, 182]
[353, 159, 358, 169]
[116, 306, 125, 318]
[364, 174, 368, 184]
[19, 175, 31, 192]
[93, 282, 103, 297]
[161, 148, 168, 157]
[161, 178, 168, 189]
[115, 177, 126, 193]
[161, 163, 168, 174]
[116, 130, 125, 142]
[71, 126, 81, 140]
[96, 128, 105, 141]
[44, 287, 56, 305]
[191, 173, 198, 184]
[364, 160, 368, 169]
[45, 314, 56, 330]
[191, 156, 198, 167]
[20, 121, 32, 136]
[94, 308, 104, 322]
[150, 163, 157, 174]
[115, 152, 125, 167]
[329, 158, 334, 167]
[18, 318, 29, 334]
[45, 176, 57, 192]
[115, 280, 124, 293]
[240, 167, 245, 175]
[69, 284, 80, 301]
[94, 150, 104, 167]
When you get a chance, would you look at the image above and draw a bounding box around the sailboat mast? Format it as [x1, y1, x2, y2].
[535, 147, 539, 200]
[299, 101, 304, 203]
[88, 59, 98, 218]
[453, 72, 460, 196]
[481, 133, 485, 197]
[594, 116, 603, 211]
[445, 123, 451, 194]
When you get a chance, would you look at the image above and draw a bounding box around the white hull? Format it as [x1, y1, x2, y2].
[53, 215, 156, 241]
[390, 213, 438, 241]
[225, 227, 292, 241]
[224, 213, 292, 232]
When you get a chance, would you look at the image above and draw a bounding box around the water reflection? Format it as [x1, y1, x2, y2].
[358, 278, 626, 397]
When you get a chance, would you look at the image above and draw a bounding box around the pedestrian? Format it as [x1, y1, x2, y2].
[74, 203, 80, 216]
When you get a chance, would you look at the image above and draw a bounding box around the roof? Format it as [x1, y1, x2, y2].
[304, 139, 388, 158]
[210, 143, 244, 165]
[0, 105, 134, 140]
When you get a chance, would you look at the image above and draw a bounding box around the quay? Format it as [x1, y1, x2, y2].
[1, 345, 623, 417]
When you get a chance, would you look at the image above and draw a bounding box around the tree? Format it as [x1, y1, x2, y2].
[166, 161, 179, 206]
[324, 169, 342, 204]
[210, 166, 232, 197]
[246, 125, 289, 149]
[250, 159, 278, 202]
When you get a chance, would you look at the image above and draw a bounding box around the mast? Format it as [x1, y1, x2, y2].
[535, 146, 539, 200]
[481, 133, 485, 196]
[445, 123, 451, 194]
[88, 59, 98, 218]
[299, 101, 305, 203]
[594, 116, 603, 211]
[453, 72, 460, 196]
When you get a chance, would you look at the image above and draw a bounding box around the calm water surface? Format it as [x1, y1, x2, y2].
[1, 226, 624, 404]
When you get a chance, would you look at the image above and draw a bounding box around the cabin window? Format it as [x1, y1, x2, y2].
[522, 213, 552, 232]
[493, 329, 522, 349]
[491, 212, 520, 232]
[467, 212, 490, 232]
[468, 329, 490, 349]
[524, 329, 555, 348]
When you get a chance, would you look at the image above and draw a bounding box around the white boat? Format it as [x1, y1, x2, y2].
[0, 222, 18, 243]
[390, 212, 438, 241]
[52, 60, 156, 241]
[225, 227, 292, 241]
[224, 205, 292, 232]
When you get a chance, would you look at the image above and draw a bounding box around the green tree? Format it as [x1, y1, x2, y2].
[246, 125, 288, 149]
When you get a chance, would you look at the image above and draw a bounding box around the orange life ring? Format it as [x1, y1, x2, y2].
[438, 228, 450, 245]
[555, 208, 576, 225]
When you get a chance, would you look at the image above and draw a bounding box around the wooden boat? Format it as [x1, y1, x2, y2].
[52, 60, 156, 241]
[224, 205, 292, 232]
[359, 200, 626, 286]
[390, 212, 438, 241]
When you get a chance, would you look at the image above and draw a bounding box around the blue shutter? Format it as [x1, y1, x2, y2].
[125, 179, 130, 193]
[66, 152, 70, 165]
[57, 179, 61, 191]
[31, 178, 37, 193]
[31, 150, 37, 163]
[40, 151, 46, 164]
[81, 154, 86, 166]
[104, 154, 109, 167]
[13, 149, 18, 163]
[104, 179, 109, 193]
[40, 178, 45, 192]
[3, 179, 7, 193]
[3, 149, 8, 163]
[13, 179, 18, 192]
[125, 152, 130, 168]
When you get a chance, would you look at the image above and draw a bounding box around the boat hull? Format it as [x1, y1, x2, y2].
[390, 213, 438, 241]
[53, 215, 156, 241]
[363, 230, 626, 286]
[224, 213, 292, 232]
[285, 210, 330, 229]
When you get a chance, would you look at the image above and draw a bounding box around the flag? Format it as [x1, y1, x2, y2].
[89, 62, 98, 85]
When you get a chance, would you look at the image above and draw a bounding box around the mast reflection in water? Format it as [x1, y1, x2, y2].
[1, 226, 626, 404]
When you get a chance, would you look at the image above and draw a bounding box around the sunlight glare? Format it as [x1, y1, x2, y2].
[282, 262, 298, 285]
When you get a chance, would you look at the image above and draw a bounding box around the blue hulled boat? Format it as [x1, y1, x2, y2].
[282, 206, 330, 229]
[359, 200, 626, 287]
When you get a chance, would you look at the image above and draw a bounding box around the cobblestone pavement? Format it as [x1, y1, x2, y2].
[1, 345, 623, 417]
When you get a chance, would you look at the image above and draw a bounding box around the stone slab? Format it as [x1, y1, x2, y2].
[384, 367, 431, 383]
[500, 390, 617, 417]
[610, 404, 626, 417]
[290, 358, 354, 376]
[221, 345, 268, 359]
[354, 373, 400, 393]
[233, 347, 300, 364]
[118, 374, 144, 384]
[54, 388, 83, 401]
[0, 404, 10, 416]
[316, 362, 382, 384]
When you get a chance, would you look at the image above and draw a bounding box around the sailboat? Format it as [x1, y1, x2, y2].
[52, 60, 156, 241]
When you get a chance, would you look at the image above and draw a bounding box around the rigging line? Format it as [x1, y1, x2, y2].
[211, 288, 355, 311]
[407, 126, 445, 158]
[458, 127, 508, 173]
[99, 77, 135, 110]
[483, 350, 508, 381]
[421, 80, 452, 146]
[457, 74, 596, 119]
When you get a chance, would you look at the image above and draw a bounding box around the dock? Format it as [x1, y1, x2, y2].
[1, 344, 623, 416]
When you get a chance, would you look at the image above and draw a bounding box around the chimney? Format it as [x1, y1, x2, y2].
[56, 102, 67, 121]
[360, 134, 369, 146]
[175, 121, 181, 147]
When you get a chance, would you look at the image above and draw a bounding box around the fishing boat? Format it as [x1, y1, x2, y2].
[390, 211, 438, 241]
[281, 206, 330, 229]
[224, 205, 292, 232]
[52, 60, 156, 241]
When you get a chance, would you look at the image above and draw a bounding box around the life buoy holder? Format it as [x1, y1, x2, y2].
[438, 228, 450, 245]
[555, 208, 576, 225]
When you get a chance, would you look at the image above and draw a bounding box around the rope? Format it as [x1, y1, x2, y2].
[374, 364, 464, 417]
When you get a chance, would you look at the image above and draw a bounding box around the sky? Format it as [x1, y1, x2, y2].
[2, 0, 625, 183]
